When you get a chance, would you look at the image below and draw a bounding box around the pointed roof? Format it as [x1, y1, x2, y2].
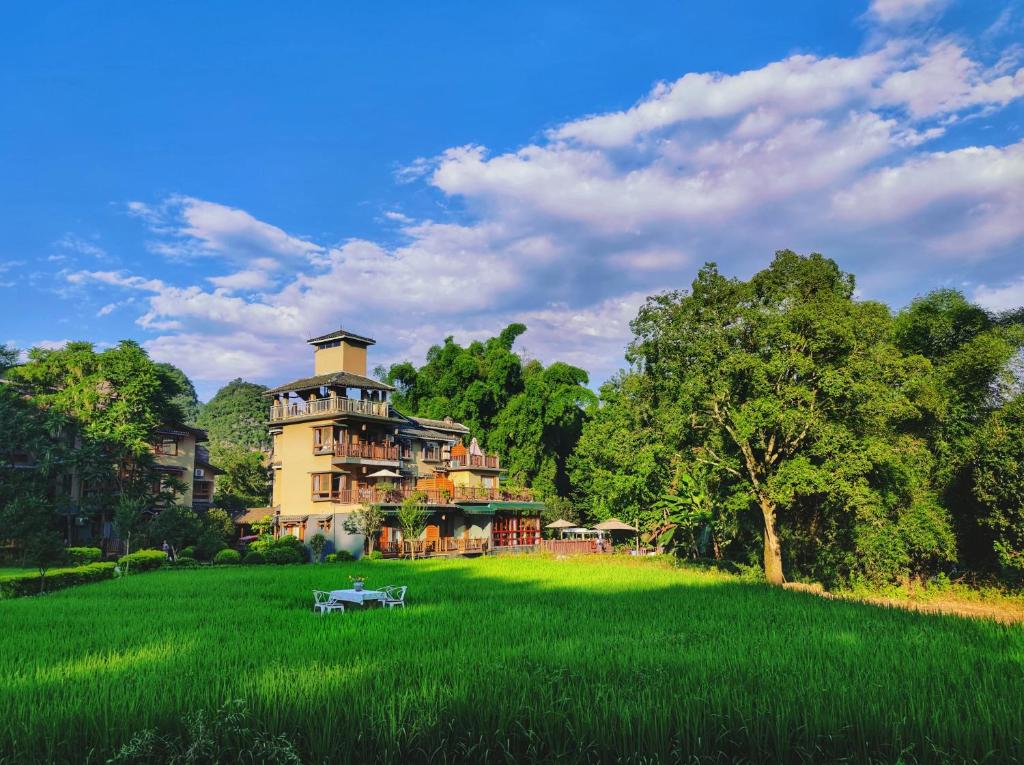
[306, 327, 376, 346]
[264, 370, 394, 395]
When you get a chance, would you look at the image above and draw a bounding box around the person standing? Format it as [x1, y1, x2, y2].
[161, 540, 173, 562]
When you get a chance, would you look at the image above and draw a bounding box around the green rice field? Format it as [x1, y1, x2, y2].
[0, 555, 1022, 764]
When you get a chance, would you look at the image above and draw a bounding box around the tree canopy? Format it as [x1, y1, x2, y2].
[196, 378, 271, 453]
[379, 325, 594, 498]
[575, 252, 967, 585]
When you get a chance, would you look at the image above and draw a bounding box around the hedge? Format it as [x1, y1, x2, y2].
[0, 562, 117, 599]
[214, 549, 241, 565]
[66, 547, 102, 565]
[117, 549, 168, 573]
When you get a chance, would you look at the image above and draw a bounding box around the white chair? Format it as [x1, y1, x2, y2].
[313, 590, 345, 615]
[382, 585, 407, 609]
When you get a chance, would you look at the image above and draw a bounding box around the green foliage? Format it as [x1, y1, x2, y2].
[153, 362, 201, 426]
[342, 504, 384, 553]
[196, 378, 271, 453]
[116, 549, 168, 573]
[148, 506, 201, 557]
[66, 547, 102, 565]
[397, 498, 430, 559]
[380, 325, 593, 499]
[213, 548, 242, 565]
[0, 562, 116, 599]
[22, 531, 67, 587]
[577, 252, 959, 586]
[179, 546, 197, 560]
[210, 444, 269, 512]
[105, 700, 302, 765]
[242, 550, 266, 565]
[973, 395, 1024, 575]
[308, 532, 327, 563]
[251, 535, 308, 565]
[171, 556, 200, 568]
[367, 550, 383, 560]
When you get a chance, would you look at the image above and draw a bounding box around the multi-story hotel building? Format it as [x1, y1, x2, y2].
[265, 328, 543, 557]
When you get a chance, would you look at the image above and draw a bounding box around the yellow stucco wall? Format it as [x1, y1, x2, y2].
[314, 342, 368, 376]
[272, 418, 371, 514]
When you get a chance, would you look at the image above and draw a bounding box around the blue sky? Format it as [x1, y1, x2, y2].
[2, 0, 1022, 399]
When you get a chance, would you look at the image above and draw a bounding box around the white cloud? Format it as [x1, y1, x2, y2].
[207, 269, 273, 292]
[868, 0, 948, 24]
[832, 139, 1024, 252]
[97, 303, 118, 317]
[876, 41, 1024, 118]
[130, 196, 323, 264]
[56, 17, 1024, 392]
[973, 277, 1024, 312]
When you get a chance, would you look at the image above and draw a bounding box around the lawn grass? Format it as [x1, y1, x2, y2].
[0, 555, 1021, 763]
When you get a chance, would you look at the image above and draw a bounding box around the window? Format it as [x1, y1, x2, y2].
[194, 468, 205, 478]
[423, 443, 440, 461]
[313, 426, 334, 450]
[154, 436, 178, 456]
[312, 472, 344, 501]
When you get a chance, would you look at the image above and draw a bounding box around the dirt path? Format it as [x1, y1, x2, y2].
[782, 582, 1024, 624]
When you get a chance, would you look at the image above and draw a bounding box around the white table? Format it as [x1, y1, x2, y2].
[329, 588, 387, 606]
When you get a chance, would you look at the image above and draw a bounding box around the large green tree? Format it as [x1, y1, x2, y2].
[613, 251, 953, 584]
[380, 325, 594, 498]
[155, 362, 202, 425]
[973, 395, 1024, 576]
[893, 289, 1024, 567]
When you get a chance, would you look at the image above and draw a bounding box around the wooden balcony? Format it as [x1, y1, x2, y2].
[269, 396, 389, 423]
[447, 453, 500, 470]
[312, 485, 533, 505]
[192, 480, 214, 502]
[379, 537, 489, 558]
[333, 442, 400, 462]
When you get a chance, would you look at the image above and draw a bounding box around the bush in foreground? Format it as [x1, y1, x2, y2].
[242, 550, 265, 565]
[0, 562, 117, 599]
[214, 549, 241, 565]
[325, 550, 355, 563]
[117, 550, 168, 573]
[66, 547, 102, 565]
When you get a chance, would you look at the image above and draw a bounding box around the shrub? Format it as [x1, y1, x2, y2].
[214, 548, 241, 565]
[309, 532, 327, 562]
[336, 550, 356, 561]
[264, 546, 303, 565]
[179, 546, 197, 560]
[368, 550, 383, 560]
[242, 550, 265, 565]
[172, 556, 200, 568]
[0, 562, 117, 599]
[117, 549, 168, 573]
[66, 547, 102, 566]
[195, 529, 228, 561]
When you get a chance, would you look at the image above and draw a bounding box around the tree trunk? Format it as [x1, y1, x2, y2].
[759, 500, 785, 585]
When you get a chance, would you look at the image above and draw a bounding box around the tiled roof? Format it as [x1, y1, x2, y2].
[306, 328, 376, 346]
[410, 415, 470, 434]
[234, 507, 273, 525]
[155, 425, 209, 442]
[397, 426, 458, 442]
[264, 371, 395, 395]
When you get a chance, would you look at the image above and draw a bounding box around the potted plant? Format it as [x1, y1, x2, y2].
[349, 574, 366, 592]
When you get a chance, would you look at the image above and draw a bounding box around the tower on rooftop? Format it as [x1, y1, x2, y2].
[307, 328, 375, 376]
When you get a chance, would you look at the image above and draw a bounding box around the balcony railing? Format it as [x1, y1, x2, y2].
[380, 537, 489, 557]
[192, 480, 214, 501]
[269, 396, 389, 422]
[312, 485, 533, 505]
[447, 453, 500, 469]
[333, 442, 400, 461]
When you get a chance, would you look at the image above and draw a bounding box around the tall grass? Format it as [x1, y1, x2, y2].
[0, 555, 1021, 763]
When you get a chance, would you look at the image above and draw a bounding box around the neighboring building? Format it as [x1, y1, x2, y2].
[70, 425, 221, 552]
[151, 426, 222, 511]
[266, 328, 544, 558]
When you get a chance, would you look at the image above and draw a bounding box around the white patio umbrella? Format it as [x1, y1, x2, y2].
[593, 518, 638, 532]
[545, 518, 574, 538]
[366, 469, 403, 478]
